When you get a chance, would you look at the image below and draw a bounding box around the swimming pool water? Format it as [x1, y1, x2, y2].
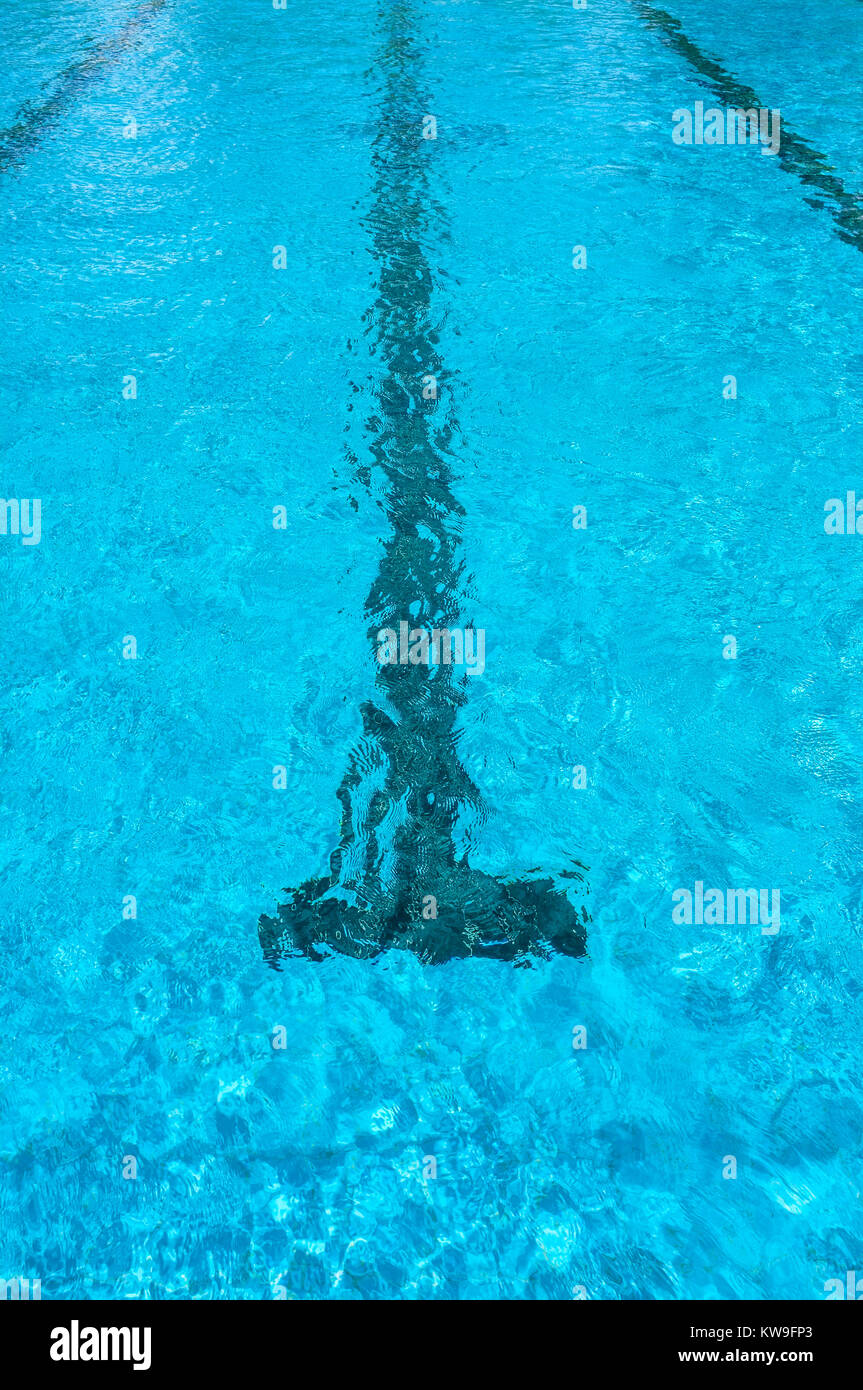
[1, 0, 862, 1299]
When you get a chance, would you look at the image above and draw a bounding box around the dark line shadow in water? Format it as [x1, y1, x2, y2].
[0, 0, 168, 175]
[260, 1, 588, 967]
[629, 0, 863, 253]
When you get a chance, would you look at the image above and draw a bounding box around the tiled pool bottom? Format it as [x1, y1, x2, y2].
[1, 0, 862, 1298]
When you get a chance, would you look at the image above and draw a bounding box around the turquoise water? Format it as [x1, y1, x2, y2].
[1, 0, 862, 1299]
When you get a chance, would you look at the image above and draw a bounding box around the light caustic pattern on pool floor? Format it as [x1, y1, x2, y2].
[1, 0, 862, 1299]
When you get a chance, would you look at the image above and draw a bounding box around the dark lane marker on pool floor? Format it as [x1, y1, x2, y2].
[259, 0, 588, 966]
[0, 0, 168, 175]
[629, 0, 863, 253]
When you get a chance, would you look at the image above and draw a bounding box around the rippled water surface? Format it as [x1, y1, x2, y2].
[1, 0, 862, 1299]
